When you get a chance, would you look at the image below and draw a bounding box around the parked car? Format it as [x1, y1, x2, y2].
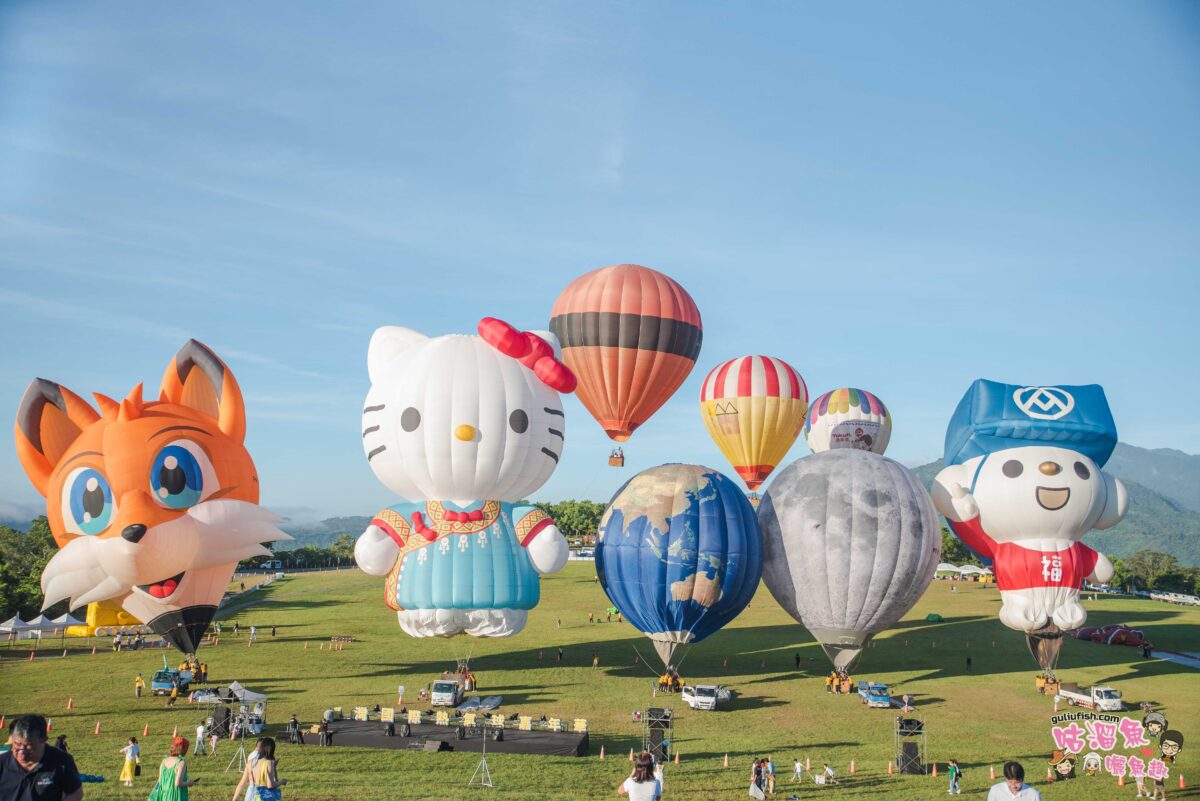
[681, 684, 732, 711]
[150, 669, 192, 696]
[857, 681, 892, 708]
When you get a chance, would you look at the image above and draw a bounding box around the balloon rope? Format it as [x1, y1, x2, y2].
[630, 644, 666, 679]
[673, 643, 695, 674]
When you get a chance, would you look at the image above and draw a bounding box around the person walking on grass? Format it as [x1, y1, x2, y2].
[617, 752, 661, 801]
[248, 737, 287, 801]
[231, 739, 265, 801]
[118, 737, 139, 787]
[135, 673, 145, 698]
[948, 758, 962, 794]
[791, 758, 804, 783]
[167, 683, 179, 707]
[194, 723, 207, 757]
[987, 761, 1039, 801]
[593, 653, 600, 669]
[148, 737, 199, 800]
[767, 755, 776, 794]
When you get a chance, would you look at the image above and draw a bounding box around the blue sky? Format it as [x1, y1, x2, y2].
[1, 2, 1197, 522]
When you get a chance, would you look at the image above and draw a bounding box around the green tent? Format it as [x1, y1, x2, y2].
[925, 613, 944, 622]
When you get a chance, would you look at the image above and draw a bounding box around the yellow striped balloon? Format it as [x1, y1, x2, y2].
[699, 356, 809, 490]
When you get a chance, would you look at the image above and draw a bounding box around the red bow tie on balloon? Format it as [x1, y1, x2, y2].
[478, 317, 577, 393]
[444, 509, 484, 523]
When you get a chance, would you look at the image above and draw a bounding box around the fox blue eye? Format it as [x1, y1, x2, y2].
[69, 469, 113, 535]
[150, 445, 204, 508]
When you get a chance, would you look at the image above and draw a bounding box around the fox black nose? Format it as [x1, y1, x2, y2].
[122, 524, 147, 543]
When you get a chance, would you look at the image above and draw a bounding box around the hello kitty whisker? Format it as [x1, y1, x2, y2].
[541, 447, 559, 463]
[543, 407, 564, 416]
[362, 425, 380, 437]
[367, 445, 387, 461]
[548, 428, 563, 439]
[364, 404, 386, 413]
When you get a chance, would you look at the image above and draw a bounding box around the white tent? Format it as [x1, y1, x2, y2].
[0, 616, 31, 634]
[960, 565, 993, 575]
[25, 614, 59, 630]
[51, 612, 85, 628]
[227, 681, 268, 704]
[936, 563, 964, 573]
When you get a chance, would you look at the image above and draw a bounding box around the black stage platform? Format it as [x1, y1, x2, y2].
[322, 720, 589, 757]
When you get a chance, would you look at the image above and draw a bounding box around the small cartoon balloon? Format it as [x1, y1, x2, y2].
[804, 388, 891, 455]
[699, 355, 808, 490]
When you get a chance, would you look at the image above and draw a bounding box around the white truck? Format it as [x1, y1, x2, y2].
[681, 684, 732, 711]
[1056, 683, 1124, 712]
[430, 672, 468, 707]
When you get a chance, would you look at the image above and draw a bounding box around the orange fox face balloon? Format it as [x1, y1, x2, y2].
[14, 340, 290, 654]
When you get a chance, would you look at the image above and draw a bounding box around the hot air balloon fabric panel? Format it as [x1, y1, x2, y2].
[932, 380, 1125, 638]
[596, 464, 762, 664]
[700, 355, 809, 489]
[550, 264, 702, 441]
[353, 318, 573, 639]
[804, 388, 892, 455]
[759, 450, 941, 670]
[13, 341, 290, 655]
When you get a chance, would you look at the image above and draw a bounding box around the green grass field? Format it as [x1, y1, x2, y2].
[2, 565, 1197, 801]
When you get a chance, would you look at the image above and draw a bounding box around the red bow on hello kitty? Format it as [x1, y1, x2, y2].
[478, 317, 577, 394]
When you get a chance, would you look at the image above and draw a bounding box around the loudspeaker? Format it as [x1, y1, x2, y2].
[455, 726, 465, 740]
[897, 718, 924, 736]
[399, 723, 412, 738]
[647, 728, 667, 762]
[493, 728, 504, 742]
[646, 708, 672, 728]
[422, 739, 451, 752]
[898, 742, 923, 775]
[384, 722, 395, 737]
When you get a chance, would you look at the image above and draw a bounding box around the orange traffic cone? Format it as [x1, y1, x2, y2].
[0, 716, 5, 729]
[851, 760, 856, 775]
[94, 721, 101, 735]
[888, 761, 894, 776]
[806, 757, 811, 771]
[990, 766, 996, 781]
[1046, 767, 1053, 782]
[46, 719, 52, 732]
[1179, 774, 1185, 790]
[28, 651, 34, 661]
[91, 646, 96, 655]
[674, 752, 681, 765]
[724, 754, 730, 768]
[1118, 773, 1125, 787]
[143, 724, 149, 736]
[932, 763, 938, 778]
[629, 748, 634, 761]
[599, 745, 605, 760]
[62, 649, 68, 658]
[66, 697, 73, 710]
[172, 725, 178, 738]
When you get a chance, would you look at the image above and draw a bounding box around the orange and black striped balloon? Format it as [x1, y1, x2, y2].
[550, 264, 702, 442]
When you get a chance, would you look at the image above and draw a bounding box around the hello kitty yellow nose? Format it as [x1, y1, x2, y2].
[455, 424, 477, 441]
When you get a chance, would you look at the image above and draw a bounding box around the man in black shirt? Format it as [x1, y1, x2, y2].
[0, 715, 83, 801]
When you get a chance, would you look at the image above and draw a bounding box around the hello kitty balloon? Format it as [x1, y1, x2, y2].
[354, 318, 575, 637]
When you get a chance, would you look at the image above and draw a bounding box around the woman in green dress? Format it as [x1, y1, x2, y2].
[148, 737, 200, 801]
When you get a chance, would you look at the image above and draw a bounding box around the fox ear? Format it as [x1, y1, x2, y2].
[159, 340, 246, 443]
[14, 379, 101, 496]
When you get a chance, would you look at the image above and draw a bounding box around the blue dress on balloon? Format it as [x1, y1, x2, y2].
[369, 500, 550, 611]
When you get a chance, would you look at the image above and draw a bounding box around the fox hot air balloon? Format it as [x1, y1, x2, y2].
[549, 264, 702, 443]
[804, 388, 892, 455]
[699, 356, 809, 490]
[14, 341, 290, 656]
[596, 464, 762, 667]
[759, 450, 941, 670]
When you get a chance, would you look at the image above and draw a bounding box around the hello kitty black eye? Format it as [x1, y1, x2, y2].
[1074, 461, 1090, 480]
[401, 407, 421, 432]
[1002, 460, 1023, 478]
[509, 409, 528, 434]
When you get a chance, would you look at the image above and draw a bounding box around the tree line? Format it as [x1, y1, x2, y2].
[3, 511, 1198, 621]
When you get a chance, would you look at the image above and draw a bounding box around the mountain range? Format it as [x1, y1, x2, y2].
[4, 443, 1195, 566]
